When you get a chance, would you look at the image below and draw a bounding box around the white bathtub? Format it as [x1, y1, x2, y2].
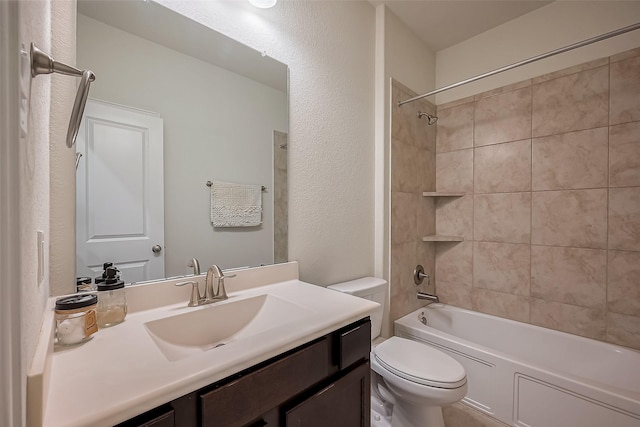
[394, 304, 640, 427]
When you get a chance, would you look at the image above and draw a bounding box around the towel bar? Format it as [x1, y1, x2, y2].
[206, 181, 266, 192]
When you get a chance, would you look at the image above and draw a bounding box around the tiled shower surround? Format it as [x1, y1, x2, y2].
[432, 47, 640, 350]
[390, 80, 437, 324]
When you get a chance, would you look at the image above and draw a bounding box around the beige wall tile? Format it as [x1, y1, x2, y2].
[532, 66, 609, 137]
[609, 122, 640, 187]
[531, 246, 606, 308]
[392, 140, 419, 193]
[608, 250, 640, 317]
[418, 195, 436, 238]
[436, 281, 472, 310]
[532, 57, 609, 84]
[417, 146, 436, 191]
[417, 241, 436, 295]
[607, 312, 640, 350]
[530, 299, 606, 341]
[436, 149, 474, 193]
[610, 46, 640, 63]
[437, 95, 475, 111]
[391, 192, 417, 245]
[418, 102, 438, 152]
[435, 195, 473, 240]
[390, 241, 429, 322]
[392, 83, 419, 146]
[610, 56, 640, 125]
[472, 288, 530, 323]
[474, 80, 531, 101]
[532, 127, 608, 191]
[473, 242, 530, 296]
[474, 193, 531, 244]
[531, 189, 607, 248]
[435, 241, 473, 286]
[474, 87, 532, 146]
[436, 103, 474, 153]
[474, 139, 531, 193]
[609, 187, 640, 252]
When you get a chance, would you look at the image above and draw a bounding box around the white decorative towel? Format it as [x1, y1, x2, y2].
[210, 181, 262, 227]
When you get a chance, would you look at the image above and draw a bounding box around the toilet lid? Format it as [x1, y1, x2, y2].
[373, 336, 466, 389]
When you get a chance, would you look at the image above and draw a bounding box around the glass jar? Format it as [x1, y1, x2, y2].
[96, 281, 127, 328]
[55, 294, 98, 346]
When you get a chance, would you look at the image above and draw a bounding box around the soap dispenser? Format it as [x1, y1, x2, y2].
[95, 262, 121, 286]
[96, 266, 127, 328]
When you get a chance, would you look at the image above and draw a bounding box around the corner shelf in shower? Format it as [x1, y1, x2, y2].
[422, 192, 464, 197]
[422, 235, 464, 242]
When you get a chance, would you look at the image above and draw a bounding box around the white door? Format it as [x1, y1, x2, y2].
[76, 99, 164, 283]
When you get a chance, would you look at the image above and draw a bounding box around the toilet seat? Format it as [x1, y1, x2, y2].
[373, 336, 466, 389]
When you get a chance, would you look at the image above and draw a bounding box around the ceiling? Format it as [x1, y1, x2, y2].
[377, 0, 553, 51]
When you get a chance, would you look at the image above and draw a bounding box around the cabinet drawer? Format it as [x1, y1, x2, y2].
[115, 406, 174, 427]
[200, 337, 330, 427]
[336, 320, 370, 370]
[285, 361, 371, 427]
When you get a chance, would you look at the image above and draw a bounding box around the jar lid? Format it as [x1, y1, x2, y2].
[97, 281, 125, 291]
[55, 294, 98, 310]
[76, 277, 92, 285]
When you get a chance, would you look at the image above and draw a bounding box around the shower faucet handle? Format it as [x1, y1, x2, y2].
[413, 265, 430, 285]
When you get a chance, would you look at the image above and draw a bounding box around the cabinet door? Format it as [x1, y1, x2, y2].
[285, 362, 370, 427]
[200, 338, 331, 427]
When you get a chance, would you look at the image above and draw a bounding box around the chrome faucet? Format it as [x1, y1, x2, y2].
[204, 265, 235, 303]
[175, 264, 235, 307]
[417, 291, 439, 303]
[187, 258, 200, 276]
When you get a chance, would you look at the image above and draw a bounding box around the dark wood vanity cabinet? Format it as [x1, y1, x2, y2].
[117, 318, 371, 427]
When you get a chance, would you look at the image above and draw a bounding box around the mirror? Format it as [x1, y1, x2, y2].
[75, 0, 288, 284]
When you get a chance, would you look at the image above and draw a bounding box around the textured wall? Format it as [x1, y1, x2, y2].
[434, 47, 640, 350]
[389, 80, 436, 327]
[49, 0, 77, 296]
[153, 0, 376, 286]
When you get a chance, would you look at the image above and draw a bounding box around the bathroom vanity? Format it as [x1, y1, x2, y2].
[118, 318, 371, 427]
[28, 262, 378, 427]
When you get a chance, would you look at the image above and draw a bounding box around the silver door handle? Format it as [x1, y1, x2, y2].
[152, 245, 162, 253]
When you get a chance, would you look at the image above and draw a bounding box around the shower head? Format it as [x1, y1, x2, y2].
[417, 111, 438, 125]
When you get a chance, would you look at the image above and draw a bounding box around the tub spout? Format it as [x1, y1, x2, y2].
[417, 292, 439, 303]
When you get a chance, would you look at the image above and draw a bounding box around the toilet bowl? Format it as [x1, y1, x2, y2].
[328, 278, 467, 427]
[372, 336, 467, 427]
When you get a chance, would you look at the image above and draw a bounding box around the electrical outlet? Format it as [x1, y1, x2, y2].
[37, 230, 45, 286]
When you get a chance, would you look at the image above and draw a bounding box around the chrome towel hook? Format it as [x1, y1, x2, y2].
[30, 43, 95, 148]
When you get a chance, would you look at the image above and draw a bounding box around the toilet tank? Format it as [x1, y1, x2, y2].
[327, 277, 387, 340]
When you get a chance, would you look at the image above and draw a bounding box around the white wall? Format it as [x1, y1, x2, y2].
[77, 15, 287, 277]
[49, 0, 77, 296]
[436, 1, 640, 104]
[385, 8, 436, 96]
[15, 0, 75, 424]
[155, 0, 377, 286]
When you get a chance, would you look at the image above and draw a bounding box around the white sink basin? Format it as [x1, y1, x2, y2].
[144, 294, 310, 361]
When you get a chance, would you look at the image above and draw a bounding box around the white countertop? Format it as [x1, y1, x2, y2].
[35, 264, 379, 427]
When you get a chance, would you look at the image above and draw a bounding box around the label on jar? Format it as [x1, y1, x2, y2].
[84, 309, 98, 336]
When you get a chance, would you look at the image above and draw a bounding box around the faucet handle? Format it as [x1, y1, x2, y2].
[176, 280, 201, 307]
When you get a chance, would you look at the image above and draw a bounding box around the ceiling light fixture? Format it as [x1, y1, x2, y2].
[249, 0, 277, 8]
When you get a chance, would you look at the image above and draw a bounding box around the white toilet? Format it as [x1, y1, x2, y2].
[328, 278, 467, 427]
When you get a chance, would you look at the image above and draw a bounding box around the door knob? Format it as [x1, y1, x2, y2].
[152, 244, 162, 253]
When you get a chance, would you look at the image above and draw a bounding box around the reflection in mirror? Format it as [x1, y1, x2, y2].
[75, 0, 288, 284]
